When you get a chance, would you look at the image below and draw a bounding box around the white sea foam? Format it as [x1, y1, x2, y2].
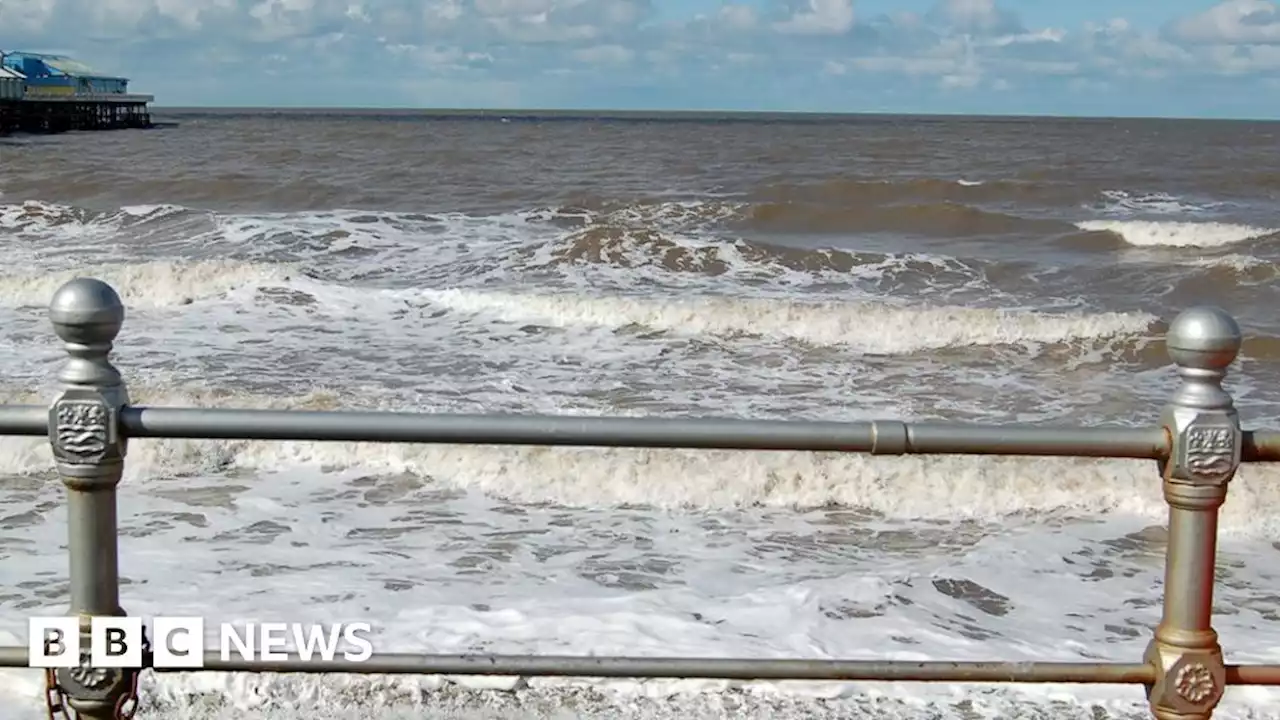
[0, 195, 1277, 719]
[1076, 219, 1274, 248]
[1095, 189, 1226, 217]
[0, 458, 1278, 718]
[0, 199, 999, 303]
[1177, 253, 1279, 280]
[414, 288, 1154, 353]
[119, 203, 190, 218]
[0, 259, 294, 308]
[2, 412, 1280, 532]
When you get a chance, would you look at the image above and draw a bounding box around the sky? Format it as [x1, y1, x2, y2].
[1, 0, 1280, 118]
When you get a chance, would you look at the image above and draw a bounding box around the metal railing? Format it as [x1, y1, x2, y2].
[0, 276, 1278, 719]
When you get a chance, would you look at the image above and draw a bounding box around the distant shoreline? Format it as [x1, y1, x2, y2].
[145, 107, 1280, 124]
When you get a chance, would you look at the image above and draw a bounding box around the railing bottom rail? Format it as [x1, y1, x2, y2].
[0, 648, 1170, 683]
[6, 646, 1280, 685]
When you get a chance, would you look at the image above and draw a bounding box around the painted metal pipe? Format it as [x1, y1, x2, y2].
[177, 654, 1160, 683]
[0, 647, 1274, 686]
[10, 405, 1280, 461]
[0, 402, 1175, 457]
[115, 408, 1169, 457]
[0, 404, 47, 434]
[1242, 430, 1280, 462]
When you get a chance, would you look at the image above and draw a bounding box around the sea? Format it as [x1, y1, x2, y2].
[0, 110, 1279, 719]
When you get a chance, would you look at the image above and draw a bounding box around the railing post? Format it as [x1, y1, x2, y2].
[1145, 306, 1243, 719]
[45, 278, 142, 719]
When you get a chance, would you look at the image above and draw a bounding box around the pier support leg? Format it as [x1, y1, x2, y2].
[45, 278, 143, 719]
[1145, 307, 1243, 720]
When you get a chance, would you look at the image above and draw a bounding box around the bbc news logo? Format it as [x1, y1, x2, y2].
[29, 617, 374, 668]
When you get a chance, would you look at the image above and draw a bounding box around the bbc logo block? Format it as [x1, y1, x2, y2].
[29, 616, 146, 668]
[153, 617, 205, 668]
[29, 616, 373, 668]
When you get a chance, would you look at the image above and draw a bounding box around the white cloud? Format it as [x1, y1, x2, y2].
[719, 5, 757, 31]
[424, 0, 465, 23]
[851, 55, 966, 77]
[774, 0, 855, 36]
[474, 0, 557, 16]
[1068, 77, 1110, 93]
[1203, 42, 1280, 73]
[984, 28, 1066, 47]
[940, 72, 980, 89]
[573, 44, 633, 64]
[0, 0, 1276, 113]
[1171, 0, 1280, 45]
[0, 0, 56, 34]
[929, 0, 1020, 35]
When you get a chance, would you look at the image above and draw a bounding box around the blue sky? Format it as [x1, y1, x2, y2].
[1, 0, 1279, 118]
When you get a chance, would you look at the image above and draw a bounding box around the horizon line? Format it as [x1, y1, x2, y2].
[145, 105, 1280, 123]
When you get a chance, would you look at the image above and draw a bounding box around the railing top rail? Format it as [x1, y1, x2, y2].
[0, 279, 1263, 463]
[7, 403, 1280, 459]
[0, 403, 1172, 456]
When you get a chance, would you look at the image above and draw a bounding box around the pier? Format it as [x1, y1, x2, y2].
[0, 51, 152, 135]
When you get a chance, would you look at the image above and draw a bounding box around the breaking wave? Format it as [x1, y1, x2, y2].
[1075, 219, 1277, 248]
[415, 289, 1154, 353]
[0, 256, 1154, 354]
[0, 384, 1277, 535]
[0, 259, 295, 308]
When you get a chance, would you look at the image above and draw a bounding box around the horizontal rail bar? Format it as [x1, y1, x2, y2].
[2, 400, 1275, 461]
[0, 404, 1175, 458]
[0, 646, 24, 666]
[3, 644, 1277, 685]
[898, 422, 1163, 458]
[181, 655, 1161, 683]
[1228, 664, 1280, 685]
[0, 405, 46, 435]
[126, 410, 1169, 457]
[0, 647, 1157, 683]
[1243, 430, 1280, 462]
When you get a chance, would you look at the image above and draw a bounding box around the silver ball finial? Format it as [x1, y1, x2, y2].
[1166, 306, 1242, 371]
[49, 278, 125, 347]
